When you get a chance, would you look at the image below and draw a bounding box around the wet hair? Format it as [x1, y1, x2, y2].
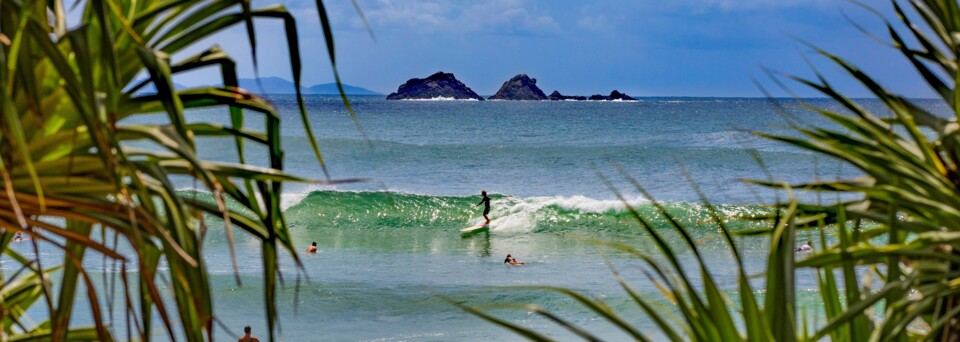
[312, 242, 317, 246]
[244, 326, 251, 334]
[506, 254, 511, 257]
[481, 190, 487, 196]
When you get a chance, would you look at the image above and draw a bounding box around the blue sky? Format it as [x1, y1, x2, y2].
[177, 0, 935, 97]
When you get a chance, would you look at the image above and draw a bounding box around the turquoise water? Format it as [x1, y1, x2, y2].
[10, 96, 948, 340]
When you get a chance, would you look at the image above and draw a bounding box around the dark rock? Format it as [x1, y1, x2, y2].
[386, 72, 484, 100]
[547, 90, 586, 101]
[588, 90, 636, 101]
[609, 90, 636, 101]
[488, 74, 547, 100]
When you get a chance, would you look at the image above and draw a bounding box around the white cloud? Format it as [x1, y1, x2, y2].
[698, 0, 832, 11]
[360, 1, 451, 33]
[352, 0, 562, 35]
[576, 15, 611, 31]
[458, 0, 562, 35]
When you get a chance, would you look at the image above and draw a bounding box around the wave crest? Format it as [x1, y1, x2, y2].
[278, 191, 768, 235]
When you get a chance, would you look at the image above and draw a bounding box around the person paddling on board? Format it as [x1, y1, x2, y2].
[504, 253, 524, 265]
[475, 190, 491, 224]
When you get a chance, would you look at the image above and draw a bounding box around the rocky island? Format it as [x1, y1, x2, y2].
[387, 71, 638, 101]
[488, 74, 547, 100]
[588, 90, 636, 101]
[547, 90, 586, 101]
[386, 72, 484, 101]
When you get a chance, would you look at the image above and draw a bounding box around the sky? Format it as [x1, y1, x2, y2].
[174, 0, 937, 98]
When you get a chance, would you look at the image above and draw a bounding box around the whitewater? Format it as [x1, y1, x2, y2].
[24, 95, 947, 340]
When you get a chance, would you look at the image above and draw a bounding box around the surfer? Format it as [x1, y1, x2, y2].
[239, 326, 260, 342]
[306, 242, 318, 254]
[475, 190, 491, 224]
[13, 232, 22, 242]
[795, 240, 813, 253]
[504, 253, 524, 265]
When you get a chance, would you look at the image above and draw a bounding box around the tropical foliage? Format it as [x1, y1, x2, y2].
[457, 0, 960, 340]
[0, 0, 354, 340]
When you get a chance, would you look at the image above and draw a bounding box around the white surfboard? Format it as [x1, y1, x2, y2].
[460, 220, 494, 237]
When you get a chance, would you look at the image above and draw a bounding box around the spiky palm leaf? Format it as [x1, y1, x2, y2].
[754, 0, 960, 339]
[456, 0, 960, 340]
[0, 0, 358, 340]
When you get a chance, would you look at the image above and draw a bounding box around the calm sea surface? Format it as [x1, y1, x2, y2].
[10, 96, 948, 340]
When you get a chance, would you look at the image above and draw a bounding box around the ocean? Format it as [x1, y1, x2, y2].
[10, 96, 948, 340]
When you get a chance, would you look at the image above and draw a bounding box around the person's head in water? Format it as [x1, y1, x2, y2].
[312, 242, 317, 247]
[240, 325, 260, 342]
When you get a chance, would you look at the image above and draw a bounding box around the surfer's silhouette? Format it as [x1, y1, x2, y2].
[475, 190, 491, 224]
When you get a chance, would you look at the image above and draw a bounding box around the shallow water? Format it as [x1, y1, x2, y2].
[9, 96, 946, 340]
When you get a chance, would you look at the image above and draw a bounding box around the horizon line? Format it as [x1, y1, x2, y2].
[251, 93, 941, 100]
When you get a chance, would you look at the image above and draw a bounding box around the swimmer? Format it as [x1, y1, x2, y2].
[306, 242, 318, 254]
[504, 253, 524, 265]
[239, 326, 260, 342]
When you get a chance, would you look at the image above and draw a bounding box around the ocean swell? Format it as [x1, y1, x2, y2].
[280, 191, 770, 236]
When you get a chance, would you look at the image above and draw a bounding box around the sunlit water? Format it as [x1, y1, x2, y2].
[7, 96, 946, 340]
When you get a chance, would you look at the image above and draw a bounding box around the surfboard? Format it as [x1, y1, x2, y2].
[460, 220, 492, 238]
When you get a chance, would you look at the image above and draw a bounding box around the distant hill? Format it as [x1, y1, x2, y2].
[136, 77, 380, 95]
[133, 81, 188, 94]
[307, 83, 380, 95]
[236, 77, 380, 95]
[237, 77, 299, 94]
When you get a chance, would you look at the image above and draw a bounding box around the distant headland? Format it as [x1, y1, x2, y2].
[238, 77, 381, 95]
[137, 76, 382, 95]
[387, 71, 636, 101]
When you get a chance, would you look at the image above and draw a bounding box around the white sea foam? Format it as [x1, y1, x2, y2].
[483, 195, 648, 234]
[586, 99, 640, 103]
[281, 191, 311, 210]
[400, 96, 480, 101]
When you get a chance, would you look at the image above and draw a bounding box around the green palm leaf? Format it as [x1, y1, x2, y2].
[0, 0, 364, 340]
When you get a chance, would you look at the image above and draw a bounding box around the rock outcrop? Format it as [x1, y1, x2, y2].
[547, 90, 586, 101]
[386, 72, 484, 100]
[588, 90, 636, 101]
[488, 74, 547, 100]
